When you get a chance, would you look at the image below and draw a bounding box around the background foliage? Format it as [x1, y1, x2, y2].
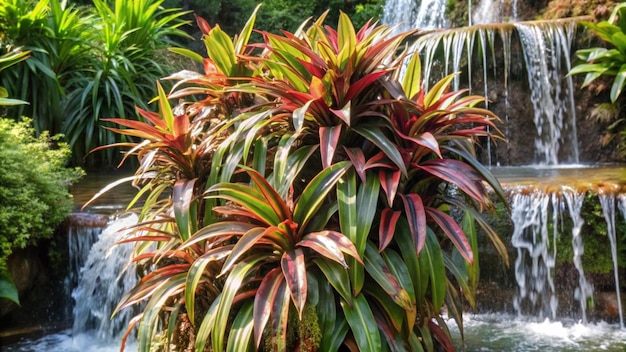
[0, 0, 190, 167]
[0, 118, 83, 273]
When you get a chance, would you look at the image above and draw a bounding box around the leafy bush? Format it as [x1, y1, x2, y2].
[94, 8, 507, 352]
[0, 118, 83, 273]
[0, 0, 190, 166]
[569, 3, 626, 158]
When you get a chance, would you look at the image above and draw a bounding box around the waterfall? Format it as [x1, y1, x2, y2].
[563, 191, 593, 324]
[414, 19, 580, 166]
[472, 0, 518, 25]
[71, 214, 139, 340]
[511, 192, 559, 319]
[515, 21, 578, 165]
[604, 195, 625, 329]
[382, 0, 448, 32]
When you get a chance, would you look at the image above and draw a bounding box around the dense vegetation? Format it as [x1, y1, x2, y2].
[0, 0, 190, 167]
[91, 7, 507, 351]
[0, 118, 83, 296]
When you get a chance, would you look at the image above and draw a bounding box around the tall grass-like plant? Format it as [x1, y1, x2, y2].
[93, 8, 508, 351]
[62, 0, 191, 165]
[0, 0, 190, 166]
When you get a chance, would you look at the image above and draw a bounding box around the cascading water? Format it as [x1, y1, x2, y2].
[472, 0, 518, 25]
[71, 214, 138, 340]
[511, 192, 559, 320]
[382, 0, 448, 31]
[515, 21, 578, 165]
[5, 214, 139, 351]
[414, 18, 580, 166]
[601, 194, 625, 329]
[563, 191, 594, 324]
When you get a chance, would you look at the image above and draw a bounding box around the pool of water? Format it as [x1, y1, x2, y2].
[451, 314, 626, 351]
[6, 315, 625, 351]
[490, 164, 626, 193]
[4, 330, 135, 352]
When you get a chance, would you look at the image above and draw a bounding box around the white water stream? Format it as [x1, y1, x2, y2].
[5, 215, 139, 352]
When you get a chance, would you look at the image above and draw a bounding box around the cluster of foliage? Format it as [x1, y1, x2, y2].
[94, 7, 507, 351]
[570, 3, 626, 158]
[162, 0, 385, 36]
[0, 0, 190, 166]
[0, 46, 30, 305]
[0, 118, 83, 300]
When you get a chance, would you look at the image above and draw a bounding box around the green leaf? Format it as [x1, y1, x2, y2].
[402, 53, 422, 99]
[235, 4, 261, 55]
[293, 161, 351, 230]
[314, 258, 352, 304]
[226, 301, 255, 352]
[421, 229, 446, 311]
[213, 255, 265, 352]
[364, 243, 413, 310]
[205, 24, 237, 76]
[341, 293, 381, 352]
[337, 169, 365, 294]
[610, 63, 626, 102]
[185, 247, 231, 324]
[173, 178, 197, 241]
[0, 270, 19, 305]
[195, 294, 221, 352]
[169, 47, 203, 63]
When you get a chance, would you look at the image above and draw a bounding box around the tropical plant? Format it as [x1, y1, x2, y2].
[0, 0, 190, 166]
[92, 7, 507, 351]
[61, 0, 191, 165]
[570, 2, 626, 103]
[570, 3, 626, 157]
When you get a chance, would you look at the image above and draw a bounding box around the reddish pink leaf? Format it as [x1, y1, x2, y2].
[379, 208, 401, 252]
[426, 207, 473, 263]
[253, 268, 284, 348]
[319, 125, 342, 169]
[345, 70, 390, 102]
[281, 248, 307, 318]
[417, 159, 487, 204]
[379, 168, 401, 207]
[400, 194, 427, 255]
[344, 147, 367, 182]
[195, 14, 212, 35]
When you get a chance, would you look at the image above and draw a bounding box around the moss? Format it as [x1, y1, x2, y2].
[554, 192, 626, 274]
[298, 305, 322, 352]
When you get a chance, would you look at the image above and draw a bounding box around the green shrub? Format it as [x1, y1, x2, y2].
[0, 118, 83, 272]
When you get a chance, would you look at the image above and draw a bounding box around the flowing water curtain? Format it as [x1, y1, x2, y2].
[515, 20, 579, 165]
[72, 214, 139, 340]
[382, 0, 448, 32]
[472, 0, 519, 25]
[562, 190, 593, 324]
[414, 25, 513, 166]
[601, 194, 625, 329]
[414, 19, 581, 166]
[510, 191, 559, 320]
